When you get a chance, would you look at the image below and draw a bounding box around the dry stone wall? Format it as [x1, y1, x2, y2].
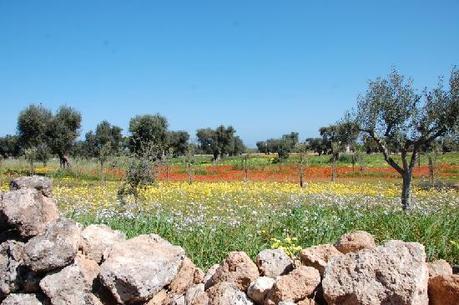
[0, 176, 458, 305]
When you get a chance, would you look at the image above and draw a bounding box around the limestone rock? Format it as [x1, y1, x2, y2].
[278, 301, 296, 305]
[145, 290, 170, 305]
[322, 240, 429, 305]
[99, 234, 185, 304]
[277, 302, 295, 305]
[24, 217, 81, 272]
[334, 230, 376, 254]
[297, 299, 317, 305]
[299, 244, 342, 276]
[185, 284, 209, 305]
[169, 257, 205, 295]
[247, 277, 275, 304]
[0, 241, 24, 298]
[204, 264, 220, 289]
[256, 249, 293, 278]
[265, 266, 320, 305]
[428, 274, 459, 305]
[10, 176, 52, 197]
[207, 282, 253, 305]
[80, 224, 125, 263]
[427, 259, 452, 277]
[172, 295, 186, 305]
[209, 252, 259, 291]
[1, 293, 42, 305]
[40, 254, 100, 305]
[0, 189, 59, 238]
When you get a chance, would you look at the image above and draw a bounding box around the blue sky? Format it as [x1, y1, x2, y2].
[1, 1, 458, 147]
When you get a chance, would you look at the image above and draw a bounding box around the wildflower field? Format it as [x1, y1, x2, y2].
[1, 153, 459, 269]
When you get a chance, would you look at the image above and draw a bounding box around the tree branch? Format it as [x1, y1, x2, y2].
[361, 128, 405, 175]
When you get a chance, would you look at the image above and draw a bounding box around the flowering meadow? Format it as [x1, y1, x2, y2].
[1, 155, 458, 268]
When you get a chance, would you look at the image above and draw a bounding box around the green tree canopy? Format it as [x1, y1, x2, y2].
[257, 132, 299, 160]
[83, 120, 123, 164]
[46, 106, 82, 167]
[128, 114, 169, 158]
[0, 135, 20, 158]
[17, 104, 52, 148]
[354, 68, 459, 209]
[167, 130, 190, 157]
[196, 125, 243, 160]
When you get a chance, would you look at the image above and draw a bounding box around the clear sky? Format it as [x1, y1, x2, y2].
[1, 1, 458, 147]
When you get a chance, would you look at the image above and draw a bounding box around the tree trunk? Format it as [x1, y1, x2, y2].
[59, 155, 69, 169]
[100, 161, 105, 182]
[299, 167, 304, 188]
[428, 155, 435, 185]
[401, 172, 412, 211]
[187, 163, 193, 185]
[244, 158, 248, 182]
[29, 159, 34, 175]
[299, 153, 305, 188]
[213, 152, 219, 161]
[331, 154, 337, 182]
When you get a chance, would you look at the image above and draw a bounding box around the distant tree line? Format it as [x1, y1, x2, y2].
[256, 132, 299, 160]
[0, 107, 247, 168]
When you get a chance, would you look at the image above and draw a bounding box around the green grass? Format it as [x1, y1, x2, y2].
[72, 203, 459, 270]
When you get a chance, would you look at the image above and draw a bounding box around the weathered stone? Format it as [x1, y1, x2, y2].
[145, 289, 170, 305]
[40, 254, 100, 305]
[185, 284, 209, 305]
[24, 218, 81, 272]
[99, 234, 185, 304]
[247, 277, 275, 304]
[277, 302, 295, 305]
[299, 244, 342, 276]
[0, 189, 59, 238]
[0, 240, 24, 298]
[209, 251, 259, 291]
[1, 293, 42, 305]
[169, 257, 204, 295]
[207, 282, 253, 305]
[256, 249, 293, 278]
[427, 259, 452, 277]
[10, 176, 52, 197]
[172, 295, 186, 305]
[204, 264, 220, 289]
[428, 274, 459, 305]
[334, 230, 376, 254]
[297, 299, 317, 305]
[322, 240, 429, 305]
[265, 266, 320, 305]
[80, 224, 125, 263]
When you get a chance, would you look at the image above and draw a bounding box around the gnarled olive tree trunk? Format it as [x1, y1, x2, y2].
[401, 170, 413, 211]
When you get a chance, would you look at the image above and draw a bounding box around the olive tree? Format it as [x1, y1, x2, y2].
[128, 114, 168, 158]
[320, 122, 358, 181]
[46, 106, 82, 168]
[85, 121, 123, 168]
[257, 132, 299, 161]
[17, 104, 52, 148]
[167, 130, 190, 157]
[196, 125, 243, 160]
[0, 135, 20, 158]
[17, 104, 52, 169]
[354, 68, 459, 210]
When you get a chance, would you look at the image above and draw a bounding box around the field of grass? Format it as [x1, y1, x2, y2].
[1, 153, 458, 269]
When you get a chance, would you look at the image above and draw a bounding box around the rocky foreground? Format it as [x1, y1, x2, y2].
[0, 176, 458, 305]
